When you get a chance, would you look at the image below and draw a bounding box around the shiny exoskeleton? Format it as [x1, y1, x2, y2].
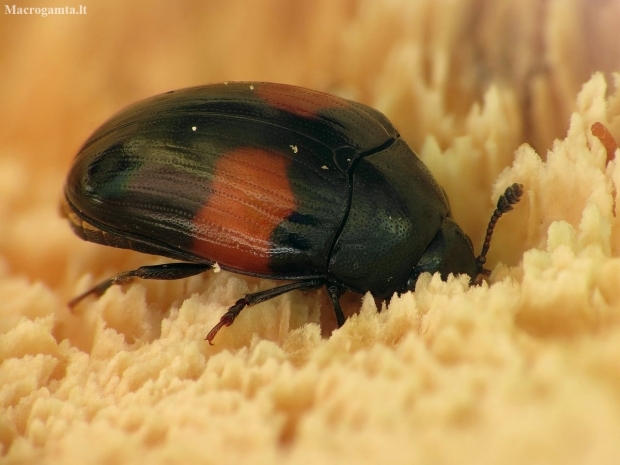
[61, 82, 523, 343]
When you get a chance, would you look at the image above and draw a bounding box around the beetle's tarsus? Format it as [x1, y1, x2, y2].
[206, 299, 247, 345]
[67, 280, 115, 309]
[68, 272, 136, 310]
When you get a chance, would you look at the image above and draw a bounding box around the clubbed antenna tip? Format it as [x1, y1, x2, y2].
[476, 183, 524, 270]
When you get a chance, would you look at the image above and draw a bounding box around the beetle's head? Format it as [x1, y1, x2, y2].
[406, 183, 524, 291]
[406, 217, 478, 290]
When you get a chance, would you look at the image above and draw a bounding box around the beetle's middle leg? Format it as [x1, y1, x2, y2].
[68, 262, 213, 308]
[206, 278, 324, 345]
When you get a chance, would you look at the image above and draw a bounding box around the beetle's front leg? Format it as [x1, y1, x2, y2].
[326, 283, 346, 327]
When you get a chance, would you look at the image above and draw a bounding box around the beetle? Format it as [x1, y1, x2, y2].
[61, 82, 523, 344]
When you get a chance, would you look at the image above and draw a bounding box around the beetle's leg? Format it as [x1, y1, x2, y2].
[68, 263, 213, 308]
[326, 283, 345, 327]
[206, 278, 324, 345]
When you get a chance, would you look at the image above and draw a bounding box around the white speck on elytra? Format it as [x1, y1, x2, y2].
[250, 85, 254, 90]
[290, 145, 298, 153]
[192, 126, 197, 131]
[321, 165, 329, 170]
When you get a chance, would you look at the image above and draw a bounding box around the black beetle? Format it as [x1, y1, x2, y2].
[61, 82, 523, 343]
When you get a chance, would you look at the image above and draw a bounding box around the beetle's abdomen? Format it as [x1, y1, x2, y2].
[328, 139, 449, 297]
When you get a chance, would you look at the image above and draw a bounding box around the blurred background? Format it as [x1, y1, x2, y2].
[2, 2, 620, 463]
[1, 0, 619, 295]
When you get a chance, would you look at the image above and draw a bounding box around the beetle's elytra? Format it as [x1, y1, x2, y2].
[62, 82, 523, 344]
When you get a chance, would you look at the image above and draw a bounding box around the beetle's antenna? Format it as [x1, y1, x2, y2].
[475, 183, 524, 272]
